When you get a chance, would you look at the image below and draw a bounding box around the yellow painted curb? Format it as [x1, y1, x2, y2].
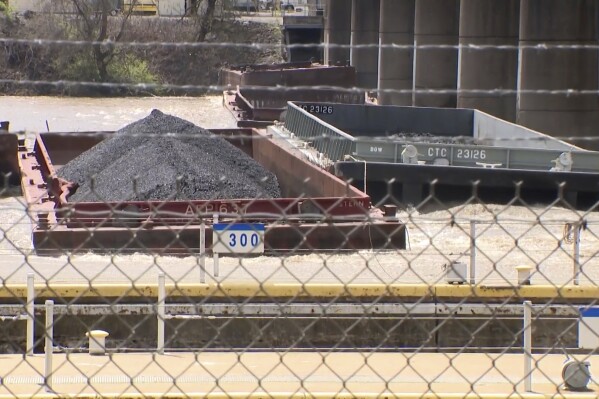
[434, 284, 599, 299]
[0, 282, 597, 300]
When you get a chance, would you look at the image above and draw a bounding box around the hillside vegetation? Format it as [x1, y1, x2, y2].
[0, 8, 283, 96]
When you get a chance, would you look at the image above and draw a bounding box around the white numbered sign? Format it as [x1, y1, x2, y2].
[212, 223, 265, 254]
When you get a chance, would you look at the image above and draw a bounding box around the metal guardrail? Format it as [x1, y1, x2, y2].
[1, 274, 587, 358]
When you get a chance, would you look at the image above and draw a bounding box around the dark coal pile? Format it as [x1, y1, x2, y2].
[58, 110, 281, 202]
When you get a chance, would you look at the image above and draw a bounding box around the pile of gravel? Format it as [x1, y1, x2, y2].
[58, 110, 281, 202]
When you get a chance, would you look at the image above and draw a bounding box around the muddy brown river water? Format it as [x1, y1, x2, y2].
[0, 96, 237, 132]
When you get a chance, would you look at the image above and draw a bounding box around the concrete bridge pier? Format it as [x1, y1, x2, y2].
[412, 0, 460, 107]
[324, 0, 351, 66]
[350, 0, 380, 89]
[377, 0, 415, 105]
[518, 0, 599, 150]
[457, 0, 519, 122]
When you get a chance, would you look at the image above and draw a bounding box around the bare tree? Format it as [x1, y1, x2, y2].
[189, 0, 218, 42]
[69, 0, 135, 81]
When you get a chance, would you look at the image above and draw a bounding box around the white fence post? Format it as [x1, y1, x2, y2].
[44, 300, 54, 392]
[573, 224, 581, 285]
[200, 221, 206, 283]
[157, 272, 165, 354]
[27, 273, 34, 356]
[469, 221, 476, 285]
[213, 213, 220, 277]
[523, 300, 532, 392]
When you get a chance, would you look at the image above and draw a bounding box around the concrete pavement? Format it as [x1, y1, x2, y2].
[0, 352, 596, 398]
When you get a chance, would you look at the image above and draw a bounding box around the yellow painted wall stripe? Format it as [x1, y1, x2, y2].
[0, 283, 598, 300]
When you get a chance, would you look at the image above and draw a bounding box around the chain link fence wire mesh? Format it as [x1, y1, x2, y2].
[1, 2, 599, 397]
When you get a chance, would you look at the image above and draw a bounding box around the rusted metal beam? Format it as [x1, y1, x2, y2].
[32, 220, 405, 255]
[219, 62, 356, 88]
[224, 87, 366, 127]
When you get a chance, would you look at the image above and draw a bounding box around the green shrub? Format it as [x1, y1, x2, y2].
[108, 54, 157, 85]
[61, 54, 101, 82]
[60, 52, 157, 83]
[58, 51, 158, 95]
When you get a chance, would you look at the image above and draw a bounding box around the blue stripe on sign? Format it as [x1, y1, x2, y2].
[213, 223, 265, 232]
[580, 307, 599, 317]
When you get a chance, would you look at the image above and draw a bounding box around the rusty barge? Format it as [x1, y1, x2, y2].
[19, 128, 405, 255]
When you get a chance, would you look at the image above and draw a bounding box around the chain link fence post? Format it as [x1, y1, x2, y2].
[157, 272, 166, 354]
[213, 213, 220, 277]
[44, 300, 53, 392]
[469, 220, 476, 285]
[26, 273, 34, 356]
[523, 300, 533, 392]
[573, 223, 581, 285]
[200, 220, 206, 283]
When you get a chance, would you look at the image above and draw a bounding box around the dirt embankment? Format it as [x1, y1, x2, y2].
[0, 13, 284, 96]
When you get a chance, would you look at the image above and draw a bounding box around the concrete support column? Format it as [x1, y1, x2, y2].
[378, 0, 415, 105]
[413, 0, 460, 107]
[351, 0, 380, 89]
[518, 0, 599, 150]
[458, 0, 519, 121]
[324, 0, 351, 65]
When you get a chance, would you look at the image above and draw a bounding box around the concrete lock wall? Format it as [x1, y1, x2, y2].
[413, 0, 460, 108]
[458, 0, 519, 122]
[518, 0, 599, 150]
[0, 314, 580, 353]
[324, 0, 352, 65]
[377, 0, 415, 106]
[350, 0, 380, 89]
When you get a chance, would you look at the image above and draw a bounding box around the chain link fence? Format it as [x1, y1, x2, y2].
[1, 3, 599, 397]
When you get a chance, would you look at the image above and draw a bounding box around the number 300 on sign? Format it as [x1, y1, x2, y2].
[213, 223, 265, 254]
[228, 232, 260, 248]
